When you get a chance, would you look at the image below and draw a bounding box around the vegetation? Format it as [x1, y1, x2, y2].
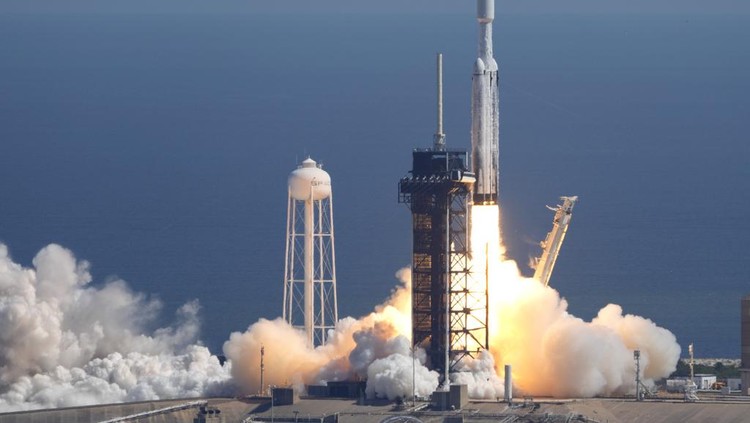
[669, 360, 740, 379]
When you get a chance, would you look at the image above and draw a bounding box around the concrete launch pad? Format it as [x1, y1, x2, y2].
[4, 395, 750, 423]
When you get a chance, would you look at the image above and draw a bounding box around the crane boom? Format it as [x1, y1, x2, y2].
[532, 196, 578, 286]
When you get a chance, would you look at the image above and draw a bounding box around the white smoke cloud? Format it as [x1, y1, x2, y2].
[224, 248, 680, 402]
[1, 346, 230, 411]
[366, 352, 438, 400]
[0, 234, 681, 411]
[460, 204, 681, 398]
[593, 304, 682, 382]
[451, 351, 504, 399]
[222, 313, 442, 401]
[223, 269, 431, 396]
[492, 279, 680, 398]
[0, 243, 233, 412]
[484, 239, 680, 398]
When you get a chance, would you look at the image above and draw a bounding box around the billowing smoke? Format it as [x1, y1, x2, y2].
[473, 205, 681, 397]
[451, 351, 504, 399]
[487, 272, 680, 397]
[223, 269, 442, 399]
[224, 202, 680, 402]
[0, 205, 681, 412]
[0, 244, 233, 411]
[222, 266, 511, 401]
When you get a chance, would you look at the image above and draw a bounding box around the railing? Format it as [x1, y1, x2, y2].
[98, 400, 207, 423]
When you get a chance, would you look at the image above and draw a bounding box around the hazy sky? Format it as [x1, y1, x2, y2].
[1, 0, 748, 15]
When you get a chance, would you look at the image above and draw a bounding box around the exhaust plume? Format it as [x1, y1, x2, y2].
[472, 205, 680, 397]
[223, 269, 442, 398]
[0, 205, 680, 411]
[225, 203, 679, 402]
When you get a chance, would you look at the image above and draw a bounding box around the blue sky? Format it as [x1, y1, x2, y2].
[1, 0, 747, 359]
[1, 0, 748, 15]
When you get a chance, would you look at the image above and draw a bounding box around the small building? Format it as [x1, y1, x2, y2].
[727, 378, 742, 391]
[327, 381, 366, 399]
[666, 378, 690, 393]
[272, 387, 297, 405]
[450, 384, 468, 409]
[306, 385, 329, 397]
[693, 374, 717, 390]
[431, 385, 468, 411]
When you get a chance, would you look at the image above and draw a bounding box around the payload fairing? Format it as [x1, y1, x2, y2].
[471, 0, 500, 205]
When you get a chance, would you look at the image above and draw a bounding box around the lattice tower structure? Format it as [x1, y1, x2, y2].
[399, 150, 486, 382]
[283, 158, 338, 347]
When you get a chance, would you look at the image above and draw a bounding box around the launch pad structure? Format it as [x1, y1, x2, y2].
[398, 0, 579, 382]
[398, 149, 486, 378]
[399, 54, 488, 380]
[532, 196, 578, 287]
[399, 0, 503, 381]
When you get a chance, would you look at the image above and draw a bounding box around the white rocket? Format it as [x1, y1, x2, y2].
[471, 0, 500, 205]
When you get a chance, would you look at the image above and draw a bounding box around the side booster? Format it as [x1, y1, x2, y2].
[471, 0, 500, 205]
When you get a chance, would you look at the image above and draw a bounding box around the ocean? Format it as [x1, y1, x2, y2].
[0, 11, 747, 358]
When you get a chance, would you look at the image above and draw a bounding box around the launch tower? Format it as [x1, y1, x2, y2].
[283, 158, 338, 347]
[399, 55, 487, 383]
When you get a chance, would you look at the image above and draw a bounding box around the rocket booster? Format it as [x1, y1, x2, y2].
[471, 0, 499, 205]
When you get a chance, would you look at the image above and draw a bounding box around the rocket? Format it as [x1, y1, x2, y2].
[471, 0, 500, 205]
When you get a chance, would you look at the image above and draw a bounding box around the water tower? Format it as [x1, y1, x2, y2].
[283, 158, 338, 347]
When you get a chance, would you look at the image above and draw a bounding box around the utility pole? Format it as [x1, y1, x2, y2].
[689, 343, 695, 381]
[260, 345, 265, 395]
[412, 347, 416, 406]
[634, 350, 642, 401]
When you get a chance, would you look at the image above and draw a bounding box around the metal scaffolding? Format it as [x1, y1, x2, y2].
[399, 149, 487, 382]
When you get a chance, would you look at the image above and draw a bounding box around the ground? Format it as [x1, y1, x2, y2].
[2, 392, 750, 423]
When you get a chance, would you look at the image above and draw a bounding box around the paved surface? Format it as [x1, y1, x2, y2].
[3, 395, 750, 423]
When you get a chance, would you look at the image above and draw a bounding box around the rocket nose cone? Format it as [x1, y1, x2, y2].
[487, 58, 498, 72]
[477, 0, 494, 22]
[474, 58, 486, 73]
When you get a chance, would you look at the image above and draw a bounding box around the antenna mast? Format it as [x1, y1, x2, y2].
[434, 53, 446, 151]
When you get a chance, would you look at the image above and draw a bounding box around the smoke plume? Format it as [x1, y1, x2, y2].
[473, 205, 681, 397]
[223, 269, 442, 399]
[0, 206, 681, 411]
[0, 244, 232, 411]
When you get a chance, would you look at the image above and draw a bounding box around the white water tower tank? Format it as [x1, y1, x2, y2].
[288, 158, 331, 201]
